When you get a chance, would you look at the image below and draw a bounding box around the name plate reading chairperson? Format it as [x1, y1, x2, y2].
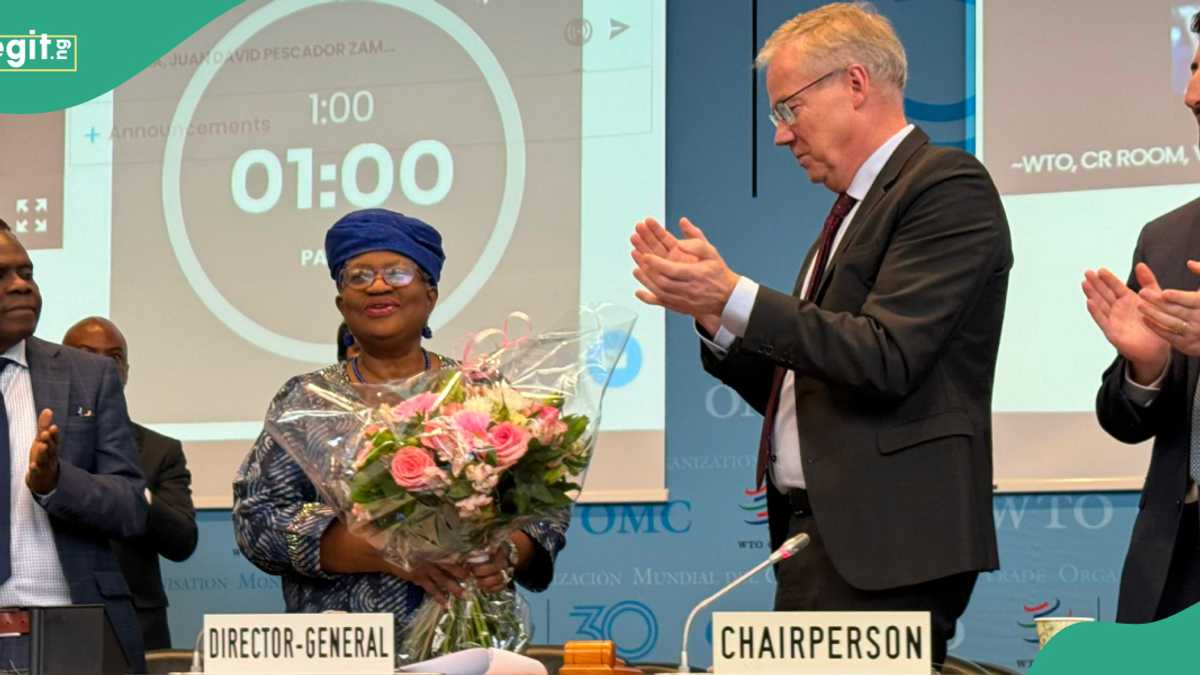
[713, 611, 931, 674]
[203, 613, 393, 674]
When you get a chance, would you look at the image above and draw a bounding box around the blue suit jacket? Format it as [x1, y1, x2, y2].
[26, 337, 148, 672]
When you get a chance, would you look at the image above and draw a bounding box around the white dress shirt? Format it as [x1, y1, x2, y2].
[0, 340, 72, 607]
[703, 124, 915, 489]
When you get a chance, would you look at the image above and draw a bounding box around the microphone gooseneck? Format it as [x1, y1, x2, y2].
[677, 532, 810, 673]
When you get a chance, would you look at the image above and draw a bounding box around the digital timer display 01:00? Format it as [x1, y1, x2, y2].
[230, 140, 453, 214]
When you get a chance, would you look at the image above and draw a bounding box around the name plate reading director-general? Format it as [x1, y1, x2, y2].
[203, 613, 394, 674]
[713, 611, 931, 674]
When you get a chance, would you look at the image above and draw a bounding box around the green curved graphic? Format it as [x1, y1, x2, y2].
[0, 1, 242, 113]
[1029, 602, 1200, 673]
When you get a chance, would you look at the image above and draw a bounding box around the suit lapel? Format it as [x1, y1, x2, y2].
[26, 337, 69, 429]
[811, 127, 931, 303]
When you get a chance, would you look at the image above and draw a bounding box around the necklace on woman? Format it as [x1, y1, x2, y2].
[351, 349, 431, 384]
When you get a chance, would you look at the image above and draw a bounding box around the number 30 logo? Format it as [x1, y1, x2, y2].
[568, 601, 658, 661]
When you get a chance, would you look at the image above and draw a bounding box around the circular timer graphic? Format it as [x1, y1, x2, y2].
[162, 0, 526, 363]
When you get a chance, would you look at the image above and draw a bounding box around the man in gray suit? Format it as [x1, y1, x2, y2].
[64, 317, 198, 650]
[631, 5, 1010, 668]
[0, 219, 147, 672]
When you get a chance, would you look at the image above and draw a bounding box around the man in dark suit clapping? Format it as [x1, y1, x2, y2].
[0, 219, 148, 672]
[631, 4, 1011, 668]
[1084, 10, 1200, 624]
[63, 317, 198, 650]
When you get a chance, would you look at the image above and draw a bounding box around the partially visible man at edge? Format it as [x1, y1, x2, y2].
[0, 218, 147, 671]
[64, 316, 198, 650]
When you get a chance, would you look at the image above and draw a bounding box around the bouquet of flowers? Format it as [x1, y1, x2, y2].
[265, 308, 635, 663]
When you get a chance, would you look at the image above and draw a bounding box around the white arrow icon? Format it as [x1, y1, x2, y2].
[15, 199, 27, 213]
[14, 220, 27, 233]
[610, 18, 629, 39]
[34, 198, 47, 212]
[33, 219, 46, 233]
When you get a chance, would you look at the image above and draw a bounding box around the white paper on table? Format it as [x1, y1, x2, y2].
[398, 648, 548, 675]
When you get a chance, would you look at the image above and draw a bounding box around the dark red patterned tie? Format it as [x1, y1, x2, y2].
[755, 193, 858, 488]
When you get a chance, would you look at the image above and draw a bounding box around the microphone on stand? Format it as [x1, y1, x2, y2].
[675, 532, 810, 673]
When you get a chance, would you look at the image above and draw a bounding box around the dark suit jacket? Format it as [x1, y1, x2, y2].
[27, 337, 148, 672]
[702, 127, 1011, 591]
[1095, 197, 1200, 623]
[110, 423, 197, 648]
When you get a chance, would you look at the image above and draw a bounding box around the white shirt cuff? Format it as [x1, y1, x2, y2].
[720, 276, 759, 338]
[698, 325, 735, 357]
[1123, 356, 1170, 407]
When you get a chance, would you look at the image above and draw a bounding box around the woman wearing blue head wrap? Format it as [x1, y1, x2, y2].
[233, 209, 569, 655]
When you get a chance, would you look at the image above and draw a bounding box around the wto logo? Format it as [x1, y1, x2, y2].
[740, 486, 768, 526]
[578, 501, 692, 535]
[1017, 599, 1061, 645]
[569, 601, 658, 661]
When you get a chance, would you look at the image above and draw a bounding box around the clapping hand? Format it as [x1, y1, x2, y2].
[1136, 259, 1200, 357]
[630, 217, 737, 333]
[25, 409, 59, 495]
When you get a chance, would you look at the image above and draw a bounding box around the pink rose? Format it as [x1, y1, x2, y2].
[533, 407, 567, 444]
[533, 418, 568, 445]
[390, 446, 437, 491]
[393, 392, 439, 421]
[489, 422, 531, 466]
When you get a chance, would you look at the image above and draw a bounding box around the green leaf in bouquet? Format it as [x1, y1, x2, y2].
[350, 455, 409, 503]
[562, 454, 589, 473]
[358, 434, 397, 470]
[481, 450, 498, 467]
[513, 485, 531, 514]
[543, 466, 566, 484]
[529, 481, 556, 504]
[446, 480, 474, 501]
[560, 414, 590, 446]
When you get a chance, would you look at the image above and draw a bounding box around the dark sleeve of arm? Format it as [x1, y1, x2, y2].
[144, 439, 198, 562]
[515, 509, 569, 592]
[40, 359, 147, 538]
[738, 160, 1011, 400]
[1095, 229, 1172, 444]
[698, 329, 777, 416]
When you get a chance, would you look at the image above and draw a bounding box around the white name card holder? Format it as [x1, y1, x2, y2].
[713, 611, 932, 674]
[201, 613, 395, 675]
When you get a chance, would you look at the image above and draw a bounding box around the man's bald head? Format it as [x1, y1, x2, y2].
[63, 316, 129, 386]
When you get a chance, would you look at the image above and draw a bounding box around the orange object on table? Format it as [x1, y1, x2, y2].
[559, 640, 644, 675]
